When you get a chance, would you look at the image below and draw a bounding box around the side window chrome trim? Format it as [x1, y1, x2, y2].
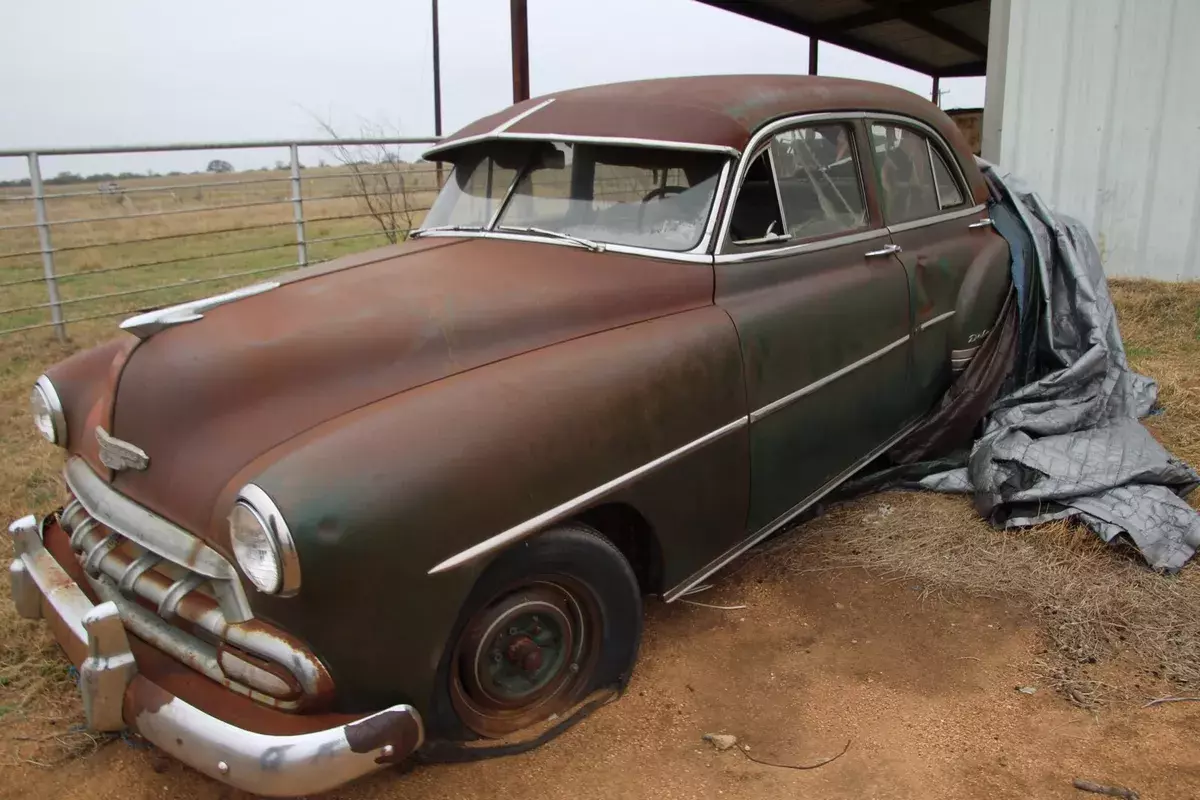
[886, 203, 986, 235]
[714, 227, 887, 264]
[720, 115, 875, 257]
[715, 112, 876, 255]
[927, 139, 945, 210]
[867, 113, 973, 206]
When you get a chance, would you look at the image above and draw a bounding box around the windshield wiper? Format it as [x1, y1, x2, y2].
[496, 226, 606, 253]
[410, 224, 482, 238]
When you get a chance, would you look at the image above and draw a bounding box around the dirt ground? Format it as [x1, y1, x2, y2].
[2, 552, 1197, 800]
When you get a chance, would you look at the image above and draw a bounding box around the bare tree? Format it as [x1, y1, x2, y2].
[316, 120, 419, 244]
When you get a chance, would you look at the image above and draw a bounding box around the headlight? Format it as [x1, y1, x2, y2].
[229, 484, 300, 596]
[31, 375, 66, 446]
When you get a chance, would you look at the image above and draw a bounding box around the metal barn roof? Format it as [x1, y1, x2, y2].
[697, 0, 991, 78]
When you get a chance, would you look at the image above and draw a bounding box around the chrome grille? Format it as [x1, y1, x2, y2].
[60, 457, 331, 709]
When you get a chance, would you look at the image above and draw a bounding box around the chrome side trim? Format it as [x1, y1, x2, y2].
[766, 146, 789, 232]
[886, 204, 987, 235]
[428, 417, 749, 575]
[714, 228, 886, 265]
[950, 345, 981, 359]
[236, 484, 301, 597]
[119, 281, 278, 339]
[410, 229, 715, 264]
[424, 131, 741, 160]
[65, 457, 237, 581]
[35, 374, 67, 447]
[919, 310, 957, 331]
[928, 139, 944, 210]
[751, 334, 911, 423]
[663, 415, 926, 602]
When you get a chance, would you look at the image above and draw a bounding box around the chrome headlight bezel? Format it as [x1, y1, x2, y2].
[230, 484, 301, 596]
[31, 374, 67, 447]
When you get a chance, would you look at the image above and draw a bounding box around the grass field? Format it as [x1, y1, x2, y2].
[0, 164, 442, 336]
[0, 194, 1196, 771]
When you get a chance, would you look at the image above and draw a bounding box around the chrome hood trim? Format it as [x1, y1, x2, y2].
[64, 457, 237, 581]
[119, 282, 278, 339]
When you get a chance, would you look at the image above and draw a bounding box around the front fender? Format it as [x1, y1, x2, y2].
[220, 306, 747, 716]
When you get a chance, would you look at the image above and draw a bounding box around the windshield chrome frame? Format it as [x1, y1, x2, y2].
[415, 148, 732, 261]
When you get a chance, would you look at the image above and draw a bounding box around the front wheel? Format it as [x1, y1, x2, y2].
[436, 524, 642, 740]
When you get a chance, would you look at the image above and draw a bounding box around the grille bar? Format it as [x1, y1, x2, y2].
[58, 459, 334, 708]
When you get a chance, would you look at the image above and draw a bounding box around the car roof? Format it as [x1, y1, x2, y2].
[423, 74, 966, 162]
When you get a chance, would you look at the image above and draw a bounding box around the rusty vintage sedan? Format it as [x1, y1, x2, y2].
[9, 75, 1009, 795]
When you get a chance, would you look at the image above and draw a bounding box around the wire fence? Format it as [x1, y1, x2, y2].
[0, 137, 443, 339]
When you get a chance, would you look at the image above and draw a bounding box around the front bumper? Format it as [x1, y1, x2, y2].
[8, 514, 423, 797]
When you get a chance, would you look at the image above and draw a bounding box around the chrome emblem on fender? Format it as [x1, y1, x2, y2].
[96, 426, 149, 471]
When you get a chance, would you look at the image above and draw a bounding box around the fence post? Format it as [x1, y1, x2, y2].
[28, 152, 66, 341]
[289, 144, 307, 267]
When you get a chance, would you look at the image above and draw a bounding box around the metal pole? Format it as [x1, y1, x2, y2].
[289, 144, 307, 267]
[510, 0, 530, 103]
[808, 37, 819, 75]
[432, 0, 444, 187]
[931, 75, 941, 106]
[27, 152, 65, 341]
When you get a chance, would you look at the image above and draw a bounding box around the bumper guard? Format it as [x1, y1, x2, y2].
[8, 514, 423, 797]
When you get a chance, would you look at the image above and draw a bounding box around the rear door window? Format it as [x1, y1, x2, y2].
[869, 123, 941, 224]
[929, 146, 965, 208]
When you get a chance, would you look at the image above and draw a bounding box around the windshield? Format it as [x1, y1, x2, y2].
[421, 142, 725, 252]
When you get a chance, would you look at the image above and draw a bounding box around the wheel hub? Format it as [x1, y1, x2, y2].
[452, 580, 599, 737]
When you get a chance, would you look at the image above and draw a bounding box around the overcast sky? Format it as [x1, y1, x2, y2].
[0, 0, 984, 180]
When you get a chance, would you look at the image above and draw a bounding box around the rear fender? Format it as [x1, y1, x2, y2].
[952, 229, 1011, 371]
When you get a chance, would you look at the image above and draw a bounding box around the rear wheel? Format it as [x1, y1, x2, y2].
[438, 524, 642, 740]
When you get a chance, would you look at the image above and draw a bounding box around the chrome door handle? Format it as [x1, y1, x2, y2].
[865, 243, 902, 257]
[968, 218, 994, 229]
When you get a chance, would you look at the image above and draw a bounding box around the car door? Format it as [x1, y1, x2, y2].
[715, 118, 914, 536]
[866, 119, 994, 415]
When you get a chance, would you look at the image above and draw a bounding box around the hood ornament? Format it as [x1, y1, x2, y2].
[119, 281, 279, 339]
[96, 426, 149, 472]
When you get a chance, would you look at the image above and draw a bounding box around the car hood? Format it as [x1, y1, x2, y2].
[108, 236, 713, 540]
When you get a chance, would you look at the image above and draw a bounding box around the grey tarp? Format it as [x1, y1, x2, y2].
[916, 165, 1200, 571]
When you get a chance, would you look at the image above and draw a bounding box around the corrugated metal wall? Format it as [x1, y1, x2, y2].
[997, 0, 1200, 280]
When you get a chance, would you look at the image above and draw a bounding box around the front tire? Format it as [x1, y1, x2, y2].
[433, 524, 642, 740]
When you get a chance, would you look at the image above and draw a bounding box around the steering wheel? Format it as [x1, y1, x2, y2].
[642, 185, 687, 203]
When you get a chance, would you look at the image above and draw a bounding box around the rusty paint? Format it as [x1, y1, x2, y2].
[107, 237, 713, 545]
[343, 709, 422, 764]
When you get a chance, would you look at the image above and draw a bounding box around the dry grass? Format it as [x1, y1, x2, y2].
[766, 278, 1200, 706]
